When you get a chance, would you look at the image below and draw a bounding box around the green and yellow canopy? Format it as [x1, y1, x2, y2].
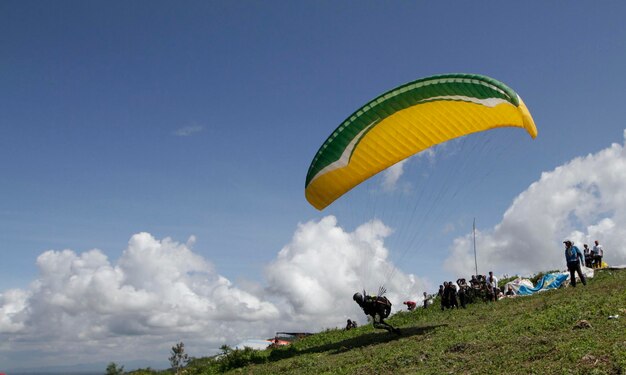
[305, 73, 537, 210]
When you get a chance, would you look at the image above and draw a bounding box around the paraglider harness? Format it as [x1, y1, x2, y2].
[353, 287, 399, 334]
[362, 294, 392, 318]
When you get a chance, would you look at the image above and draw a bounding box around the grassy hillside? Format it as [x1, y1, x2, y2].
[132, 268, 626, 375]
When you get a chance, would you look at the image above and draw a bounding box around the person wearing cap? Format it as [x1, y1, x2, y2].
[563, 240, 586, 287]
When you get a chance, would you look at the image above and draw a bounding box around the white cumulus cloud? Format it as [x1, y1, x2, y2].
[382, 160, 407, 191]
[0, 221, 426, 369]
[444, 129, 626, 277]
[0, 233, 279, 367]
[265, 216, 426, 329]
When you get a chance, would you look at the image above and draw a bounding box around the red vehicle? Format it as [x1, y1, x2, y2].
[267, 332, 312, 348]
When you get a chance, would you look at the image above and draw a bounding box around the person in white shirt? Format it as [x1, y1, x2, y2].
[487, 271, 499, 302]
[592, 240, 604, 268]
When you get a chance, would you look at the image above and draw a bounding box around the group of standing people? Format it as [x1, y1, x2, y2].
[581, 240, 604, 268]
[436, 270, 500, 310]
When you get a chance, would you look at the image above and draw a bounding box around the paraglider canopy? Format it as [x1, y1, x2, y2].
[305, 73, 537, 210]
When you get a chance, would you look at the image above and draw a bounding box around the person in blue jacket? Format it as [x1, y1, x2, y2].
[563, 240, 586, 287]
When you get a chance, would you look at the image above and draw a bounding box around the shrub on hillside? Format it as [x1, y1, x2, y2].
[218, 345, 267, 372]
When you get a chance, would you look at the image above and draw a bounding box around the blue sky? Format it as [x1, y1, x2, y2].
[2, 1, 626, 370]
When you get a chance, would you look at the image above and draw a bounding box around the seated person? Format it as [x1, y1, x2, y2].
[345, 319, 357, 330]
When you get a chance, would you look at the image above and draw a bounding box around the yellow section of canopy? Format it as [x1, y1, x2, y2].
[305, 98, 536, 210]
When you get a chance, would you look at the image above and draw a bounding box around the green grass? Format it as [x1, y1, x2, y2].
[130, 268, 626, 375]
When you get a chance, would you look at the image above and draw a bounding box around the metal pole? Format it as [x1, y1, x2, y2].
[473, 218, 478, 276]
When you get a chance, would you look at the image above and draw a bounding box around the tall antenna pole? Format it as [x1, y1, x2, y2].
[473, 218, 478, 276]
